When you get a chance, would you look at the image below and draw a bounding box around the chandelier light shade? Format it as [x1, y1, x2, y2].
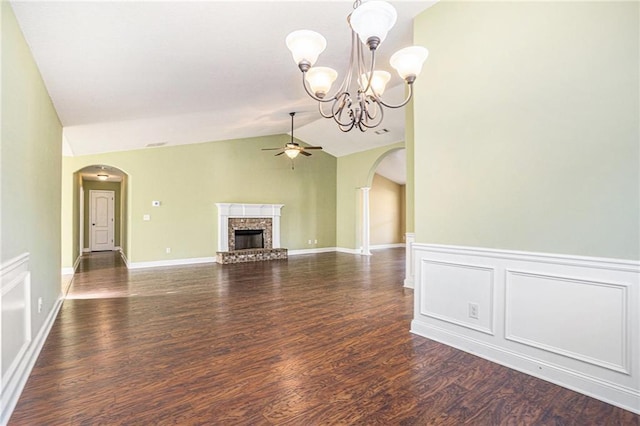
[97, 174, 108, 181]
[305, 67, 339, 97]
[360, 70, 391, 96]
[390, 46, 429, 80]
[286, 0, 428, 132]
[285, 30, 327, 67]
[349, 0, 397, 49]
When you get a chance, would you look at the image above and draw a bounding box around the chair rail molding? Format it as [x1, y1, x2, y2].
[411, 243, 640, 414]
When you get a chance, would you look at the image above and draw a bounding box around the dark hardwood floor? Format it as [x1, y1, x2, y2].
[10, 249, 639, 425]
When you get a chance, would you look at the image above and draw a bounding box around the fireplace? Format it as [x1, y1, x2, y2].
[233, 229, 264, 250]
[215, 203, 287, 264]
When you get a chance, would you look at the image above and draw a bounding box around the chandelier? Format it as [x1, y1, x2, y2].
[286, 0, 428, 132]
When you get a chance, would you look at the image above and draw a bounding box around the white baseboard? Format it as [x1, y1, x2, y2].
[288, 247, 338, 256]
[411, 320, 640, 414]
[335, 247, 361, 255]
[127, 257, 216, 270]
[403, 277, 414, 289]
[371, 243, 405, 250]
[61, 255, 82, 276]
[1, 292, 64, 425]
[82, 248, 90, 253]
[411, 243, 640, 414]
[119, 249, 130, 268]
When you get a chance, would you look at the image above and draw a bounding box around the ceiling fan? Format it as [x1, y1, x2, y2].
[262, 112, 323, 161]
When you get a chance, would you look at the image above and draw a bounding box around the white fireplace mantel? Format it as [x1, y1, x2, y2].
[215, 203, 284, 252]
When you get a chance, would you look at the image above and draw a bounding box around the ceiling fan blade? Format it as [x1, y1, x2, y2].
[304, 146, 323, 150]
[262, 148, 282, 151]
[301, 151, 312, 156]
[275, 151, 285, 156]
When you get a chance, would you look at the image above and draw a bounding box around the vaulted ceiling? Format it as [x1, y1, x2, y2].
[12, 0, 433, 161]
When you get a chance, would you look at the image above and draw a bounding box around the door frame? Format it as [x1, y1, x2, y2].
[89, 189, 115, 252]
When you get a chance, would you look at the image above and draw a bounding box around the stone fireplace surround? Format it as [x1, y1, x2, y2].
[215, 203, 287, 264]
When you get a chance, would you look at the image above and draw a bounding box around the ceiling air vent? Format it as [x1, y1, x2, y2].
[374, 128, 389, 135]
[146, 142, 167, 148]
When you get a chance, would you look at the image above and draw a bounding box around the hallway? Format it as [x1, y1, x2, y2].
[10, 250, 638, 424]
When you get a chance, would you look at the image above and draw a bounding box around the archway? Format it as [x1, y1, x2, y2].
[358, 147, 407, 255]
[71, 164, 129, 265]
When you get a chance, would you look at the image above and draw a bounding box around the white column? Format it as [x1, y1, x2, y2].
[360, 187, 372, 256]
[404, 232, 415, 288]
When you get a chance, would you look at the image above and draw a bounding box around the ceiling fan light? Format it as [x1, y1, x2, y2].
[359, 70, 391, 96]
[285, 148, 300, 159]
[305, 67, 338, 97]
[286, 30, 327, 67]
[97, 174, 108, 181]
[350, 1, 397, 48]
[390, 46, 429, 80]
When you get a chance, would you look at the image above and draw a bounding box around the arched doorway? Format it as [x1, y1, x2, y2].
[358, 147, 407, 255]
[73, 165, 129, 262]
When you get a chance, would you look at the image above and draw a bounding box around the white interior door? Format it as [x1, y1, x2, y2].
[90, 190, 115, 252]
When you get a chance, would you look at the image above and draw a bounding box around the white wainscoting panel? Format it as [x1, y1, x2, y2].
[505, 270, 629, 374]
[420, 260, 494, 335]
[411, 244, 640, 414]
[1, 254, 31, 421]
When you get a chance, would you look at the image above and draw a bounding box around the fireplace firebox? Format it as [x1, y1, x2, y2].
[234, 229, 264, 250]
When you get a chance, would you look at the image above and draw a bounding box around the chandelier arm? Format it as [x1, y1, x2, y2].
[377, 82, 415, 109]
[301, 72, 337, 103]
[331, 93, 357, 128]
[318, 101, 336, 119]
[359, 46, 378, 96]
[360, 100, 385, 129]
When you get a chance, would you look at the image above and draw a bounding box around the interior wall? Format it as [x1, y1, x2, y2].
[410, 1, 640, 413]
[61, 135, 337, 266]
[369, 174, 404, 245]
[82, 180, 122, 249]
[1, 2, 63, 422]
[413, 1, 639, 260]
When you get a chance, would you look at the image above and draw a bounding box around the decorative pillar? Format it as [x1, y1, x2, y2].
[360, 187, 372, 256]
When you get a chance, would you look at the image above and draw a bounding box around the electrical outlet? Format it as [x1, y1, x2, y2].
[308, 240, 312, 245]
[38, 297, 43, 314]
[314, 239, 318, 244]
[166, 247, 171, 254]
[468, 302, 479, 319]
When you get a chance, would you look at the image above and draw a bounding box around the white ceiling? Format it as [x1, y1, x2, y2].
[11, 0, 433, 159]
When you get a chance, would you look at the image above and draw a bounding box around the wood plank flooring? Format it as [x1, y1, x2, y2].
[10, 250, 639, 425]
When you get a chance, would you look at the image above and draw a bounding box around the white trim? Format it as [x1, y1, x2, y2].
[61, 255, 82, 276]
[114, 246, 121, 251]
[215, 203, 284, 252]
[370, 243, 405, 250]
[404, 233, 415, 288]
[89, 190, 115, 252]
[82, 248, 91, 253]
[119, 249, 130, 268]
[360, 187, 371, 256]
[335, 247, 362, 255]
[288, 247, 337, 256]
[127, 257, 216, 270]
[413, 243, 640, 272]
[1, 253, 64, 424]
[411, 321, 640, 414]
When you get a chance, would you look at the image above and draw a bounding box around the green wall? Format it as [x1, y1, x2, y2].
[413, 1, 639, 260]
[1, 0, 62, 327]
[61, 135, 337, 266]
[82, 180, 122, 249]
[335, 142, 404, 249]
